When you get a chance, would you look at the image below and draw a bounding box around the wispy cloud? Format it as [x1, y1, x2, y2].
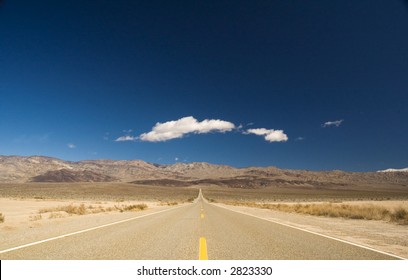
[322, 119, 343, 128]
[67, 143, 76, 149]
[115, 135, 137, 142]
[139, 116, 236, 142]
[245, 128, 288, 142]
[296, 137, 305, 141]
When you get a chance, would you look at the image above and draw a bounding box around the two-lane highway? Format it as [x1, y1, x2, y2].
[0, 191, 400, 259]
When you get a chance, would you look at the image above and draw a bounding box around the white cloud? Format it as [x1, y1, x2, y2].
[139, 116, 236, 142]
[322, 119, 343, 128]
[115, 135, 137, 142]
[67, 143, 76, 149]
[246, 128, 288, 142]
[296, 137, 305, 141]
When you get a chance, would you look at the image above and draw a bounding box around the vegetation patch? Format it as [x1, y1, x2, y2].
[0, 212, 4, 223]
[39, 203, 148, 216]
[29, 214, 42, 221]
[39, 204, 88, 215]
[115, 204, 148, 212]
[224, 201, 408, 225]
[49, 212, 65, 219]
[158, 201, 179, 206]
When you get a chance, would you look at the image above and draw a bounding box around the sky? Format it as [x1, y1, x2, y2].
[0, 0, 407, 171]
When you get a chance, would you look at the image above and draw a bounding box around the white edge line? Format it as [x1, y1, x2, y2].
[0, 203, 190, 255]
[211, 202, 406, 260]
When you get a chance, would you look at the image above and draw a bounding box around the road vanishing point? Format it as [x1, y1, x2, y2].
[0, 190, 402, 260]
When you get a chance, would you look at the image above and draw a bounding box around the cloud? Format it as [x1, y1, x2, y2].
[322, 119, 343, 128]
[296, 137, 305, 141]
[67, 143, 76, 149]
[246, 128, 288, 142]
[139, 116, 236, 142]
[115, 135, 137, 142]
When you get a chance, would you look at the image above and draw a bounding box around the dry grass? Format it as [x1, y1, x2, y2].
[39, 204, 88, 215]
[158, 201, 179, 206]
[29, 214, 42, 221]
[49, 212, 65, 219]
[39, 203, 148, 216]
[202, 186, 408, 203]
[224, 201, 408, 225]
[0, 212, 4, 223]
[115, 204, 148, 212]
[0, 183, 199, 202]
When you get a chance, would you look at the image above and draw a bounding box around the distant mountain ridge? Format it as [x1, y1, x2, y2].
[1, 156, 408, 188]
[377, 168, 408, 173]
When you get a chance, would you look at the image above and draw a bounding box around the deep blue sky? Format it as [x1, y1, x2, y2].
[1, 0, 407, 171]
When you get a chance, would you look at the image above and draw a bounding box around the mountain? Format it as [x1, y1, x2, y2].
[31, 169, 116, 182]
[378, 168, 408, 173]
[0, 156, 177, 183]
[1, 156, 408, 188]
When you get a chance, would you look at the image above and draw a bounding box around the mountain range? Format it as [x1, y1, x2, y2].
[1, 156, 408, 189]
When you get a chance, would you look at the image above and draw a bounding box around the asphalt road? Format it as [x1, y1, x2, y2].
[0, 192, 399, 260]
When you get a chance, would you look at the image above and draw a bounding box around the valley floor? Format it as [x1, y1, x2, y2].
[1, 196, 407, 259]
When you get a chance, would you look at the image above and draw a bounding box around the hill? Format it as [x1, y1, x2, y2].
[1, 156, 408, 190]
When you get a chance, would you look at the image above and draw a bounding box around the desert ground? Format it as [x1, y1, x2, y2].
[1, 182, 407, 259]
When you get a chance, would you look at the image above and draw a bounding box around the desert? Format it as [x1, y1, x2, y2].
[0, 156, 407, 259]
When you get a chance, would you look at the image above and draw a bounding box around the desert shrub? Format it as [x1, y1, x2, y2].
[391, 208, 408, 224]
[49, 212, 65, 219]
[158, 201, 178, 206]
[0, 212, 4, 223]
[224, 201, 408, 225]
[29, 214, 42, 221]
[122, 204, 148, 211]
[68, 204, 86, 215]
[39, 204, 87, 215]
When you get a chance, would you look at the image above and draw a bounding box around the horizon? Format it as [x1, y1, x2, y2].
[1, 154, 406, 173]
[1, 1, 407, 172]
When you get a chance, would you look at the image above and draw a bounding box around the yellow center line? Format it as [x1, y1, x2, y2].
[199, 237, 208, 260]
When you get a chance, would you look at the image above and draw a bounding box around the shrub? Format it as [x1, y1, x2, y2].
[29, 214, 42, 221]
[122, 204, 148, 211]
[224, 201, 408, 225]
[391, 208, 408, 224]
[39, 204, 87, 215]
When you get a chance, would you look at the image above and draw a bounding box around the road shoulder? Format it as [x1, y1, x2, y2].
[214, 202, 408, 259]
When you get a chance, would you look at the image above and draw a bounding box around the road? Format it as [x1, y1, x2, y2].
[0, 191, 399, 260]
